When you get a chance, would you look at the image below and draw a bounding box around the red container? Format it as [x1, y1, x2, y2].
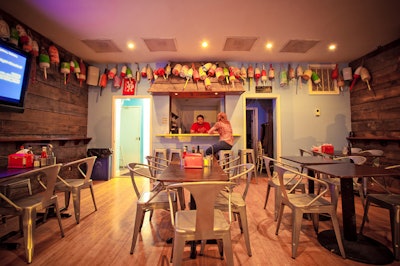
[8, 153, 34, 168]
[184, 153, 203, 168]
[321, 144, 334, 154]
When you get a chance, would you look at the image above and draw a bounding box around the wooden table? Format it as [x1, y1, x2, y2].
[306, 163, 398, 264]
[158, 161, 229, 259]
[280, 156, 342, 192]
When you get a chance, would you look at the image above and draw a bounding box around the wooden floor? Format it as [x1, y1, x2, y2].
[0, 173, 398, 266]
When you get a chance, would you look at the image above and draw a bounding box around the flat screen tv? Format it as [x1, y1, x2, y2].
[0, 40, 32, 113]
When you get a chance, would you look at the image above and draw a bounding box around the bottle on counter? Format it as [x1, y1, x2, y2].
[40, 146, 48, 167]
[192, 146, 195, 153]
[196, 145, 200, 154]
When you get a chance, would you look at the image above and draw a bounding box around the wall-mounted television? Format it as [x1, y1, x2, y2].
[0, 40, 32, 113]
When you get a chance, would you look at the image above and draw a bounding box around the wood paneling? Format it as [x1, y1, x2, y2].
[0, 10, 89, 167]
[348, 39, 400, 167]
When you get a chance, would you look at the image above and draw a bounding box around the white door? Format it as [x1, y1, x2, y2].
[120, 106, 141, 166]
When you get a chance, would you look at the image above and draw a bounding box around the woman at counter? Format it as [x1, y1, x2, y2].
[205, 112, 233, 156]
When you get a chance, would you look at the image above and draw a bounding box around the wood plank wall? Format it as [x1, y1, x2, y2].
[349, 39, 400, 190]
[0, 10, 89, 167]
[348, 39, 400, 166]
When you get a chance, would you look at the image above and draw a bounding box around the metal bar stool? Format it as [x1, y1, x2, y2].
[168, 148, 182, 163]
[154, 148, 167, 164]
[239, 149, 257, 183]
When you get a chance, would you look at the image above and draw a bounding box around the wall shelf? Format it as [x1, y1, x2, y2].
[347, 137, 400, 146]
[156, 134, 240, 138]
[0, 137, 92, 147]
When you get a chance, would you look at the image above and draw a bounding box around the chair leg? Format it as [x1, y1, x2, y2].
[177, 187, 185, 210]
[130, 206, 145, 254]
[390, 206, 400, 261]
[89, 183, 98, 211]
[222, 233, 234, 266]
[71, 188, 81, 224]
[64, 191, 71, 209]
[238, 208, 252, 256]
[359, 198, 371, 234]
[54, 199, 65, 237]
[275, 204, 285, 235]
[274, 187, 282, 221]
[263, 185, 271, 209]
[291, 210, 303, 258]
[330, 211, 346, 259]
[22, 207, 36, 264]
[172, 234, 185, 265]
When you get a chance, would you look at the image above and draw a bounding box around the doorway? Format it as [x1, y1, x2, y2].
[244, 96, 280, 160]
[112, 96, 151, 177]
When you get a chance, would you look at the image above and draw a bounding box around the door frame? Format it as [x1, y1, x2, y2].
[246, 107, 259, 150]
[242, 94, 281, 159]
[112, 95, 152, 177]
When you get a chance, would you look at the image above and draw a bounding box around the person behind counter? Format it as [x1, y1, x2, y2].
[190, 114, 211, 133]
[205, 112, 233, 156]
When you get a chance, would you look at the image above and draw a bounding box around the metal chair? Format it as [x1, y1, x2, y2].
[145, 155, 185, 210]
[359, 165, 400, 261]
[262, 156, 306, 221]
[274, 164, 345, 259]
[167, 181, 234, 265]
[213, 163, 255, 256]
[127, 162, 177, 254]
[54, 156, 97, 224]
[0, 164, 64, 263]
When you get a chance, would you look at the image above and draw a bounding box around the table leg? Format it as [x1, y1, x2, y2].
[340, 178, 357, 241]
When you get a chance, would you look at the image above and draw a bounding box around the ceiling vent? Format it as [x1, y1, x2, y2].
[223, 37, 258, 51]
[143, 38, 177, 52]
[280, 40, 320, 53]
[81, 39, 122, 53]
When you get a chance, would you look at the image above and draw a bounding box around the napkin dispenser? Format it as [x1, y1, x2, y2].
[8, 153, 34, 168]
[184, 153, 203, 168]
[321, 144, 334, 154]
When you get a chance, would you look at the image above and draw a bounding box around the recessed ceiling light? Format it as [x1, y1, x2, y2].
[127, 42, 135, 49]
[201, 41, 208, 48]
[328, 44, 336, 51]
[265, 42, 273, 49]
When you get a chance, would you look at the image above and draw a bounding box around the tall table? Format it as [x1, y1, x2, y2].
[306, 163, 397, 264]
[158, 161, 229, 258]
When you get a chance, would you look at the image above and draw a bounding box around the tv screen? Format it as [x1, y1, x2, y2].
[0, 40, 31, 113]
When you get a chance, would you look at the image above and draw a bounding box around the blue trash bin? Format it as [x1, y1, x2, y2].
[87, 148, 112, 181]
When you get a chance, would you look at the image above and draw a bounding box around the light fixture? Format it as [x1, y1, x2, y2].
[201, 41, 208, 48]
[265, 42, 273, 49]
[127, 42, 135, 49]
[328, 44, 336, 51]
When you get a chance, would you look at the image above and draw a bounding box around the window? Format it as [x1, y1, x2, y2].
[308, 64, 339, 95]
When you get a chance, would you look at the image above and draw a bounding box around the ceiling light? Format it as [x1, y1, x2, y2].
[265, 42, 273, 49]
[201, 41, 208, 48]
[328, 44, 336, 51]
[127, 42, 135, 49]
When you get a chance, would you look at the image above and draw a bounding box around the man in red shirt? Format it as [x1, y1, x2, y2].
[190, 114, 211, 133]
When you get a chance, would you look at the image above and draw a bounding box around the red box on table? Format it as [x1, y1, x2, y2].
[321, 144, 334, 154]
[8, 153, 34, 168]
[184, 153, 203, 168]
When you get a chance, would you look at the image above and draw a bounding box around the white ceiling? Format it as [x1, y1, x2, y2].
[1, 0, 399, 64]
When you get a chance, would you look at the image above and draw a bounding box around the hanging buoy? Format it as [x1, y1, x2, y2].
[184, 66, 193, 89]
[120, 65, 127, 79]
[223, 67, 230, 84]
[60, 61, 70, 85]
[73, 60, 80, 79]
[204, 77, 211, 90]
[172, 64, 182, 77]
[360, 67, 375, 95]
[180, 65, 189, 79]
[165, 63, 171, 79]
[261, 65, 267, 86]
[247, 65, 254, 90]
[140, 66, 147, 78]
[296, 65, 303, 93]
[208, 64, 217, 77]
[39, 47, 50, 79]
[349, 66, 362, 90]
[99, 68, 108, 96]
[192, 63, 200, 87]
[48, 44, 59, 66]
[108, 66, 117, 80]
[78, 59, 86, 87]
[215, 67, 223, 82]
[240, 65, 247, 85]
[311, 71, 322, 89]
[279, 65, 288, 87]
